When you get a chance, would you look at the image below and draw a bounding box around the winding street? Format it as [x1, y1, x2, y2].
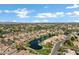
[50, 40, 66, 55]
[50, 35, 70, 55]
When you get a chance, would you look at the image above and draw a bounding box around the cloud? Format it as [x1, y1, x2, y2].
[32, 19, 49, 23]
[0, 10, 2, 13]
[56, 12, 64, 17]
[13, 8, 30, 18]
[12, 20, 17, 22]
[65, 12, 72, 15]
[1, 9, 64, 19]
[4, 10, 12, 13]
[35, 13, 56, 18]
[66, 4, 79, 9]
[35, 12, 64, 18]
[2, 8, 30, 18]
[73, 11, 79, 16]
[65, 11, 79, 17]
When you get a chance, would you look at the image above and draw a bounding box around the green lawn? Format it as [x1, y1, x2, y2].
[36, 44, 53, 55]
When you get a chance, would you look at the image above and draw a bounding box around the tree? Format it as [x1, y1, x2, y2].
[64, 40, 74, 47]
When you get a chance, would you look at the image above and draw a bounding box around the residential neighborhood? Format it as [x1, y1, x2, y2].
[0, 23, 79, 55]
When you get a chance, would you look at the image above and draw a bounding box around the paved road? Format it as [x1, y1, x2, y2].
[50, 40, 66, 55]
[50, 36, 70, 55]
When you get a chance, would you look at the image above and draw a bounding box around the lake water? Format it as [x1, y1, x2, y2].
[29, 35, 52, 50]
[29, 38, 42, 50]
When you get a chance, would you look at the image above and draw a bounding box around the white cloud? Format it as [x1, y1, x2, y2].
[56, 12, 64, 17]
[12, 20, 17, 22]
[0, 10, 2, 13]
[16, 12, 29, 18]
[56, 12, 64, 15]
[2, 8, 30, 18]
[13, 8, 30, 18]
[33, 19, 49, 23]
[35, 13, 56, 18]
[66, 4, 79, 9]
[4, 10, 12, 13]
[73, 11, 79, 16]
[35, 12, 64, 18]
[65, 11, 79, 17]
[65, 12, 72, 15]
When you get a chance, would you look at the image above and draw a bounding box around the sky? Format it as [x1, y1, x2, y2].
[0, 4, 79, 23]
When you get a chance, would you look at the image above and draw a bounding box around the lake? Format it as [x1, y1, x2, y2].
[29, 35, 53, 50]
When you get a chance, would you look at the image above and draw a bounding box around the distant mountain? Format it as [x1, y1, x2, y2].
[0, 22, 22, 24]
[0, 22, 79, 24]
